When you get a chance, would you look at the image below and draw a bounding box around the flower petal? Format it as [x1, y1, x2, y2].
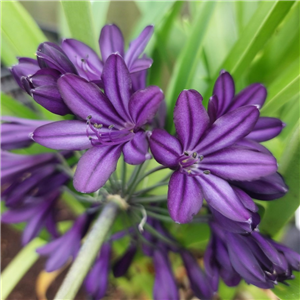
[230, 83, 267, 111]
[198, 173, 251, 222]
[174, 89, 209, 150]
[213, 70, 235, 116]
[57, 74, 124, 127]
[102, 54, 132, 120]
[207, 95, 219, 124]
[129, 57, 153, 73]
[246, 117, 284, 142]
[99, 24, 124, 61]
[74, 145, 122, 193]
[32, 120, 93, 150]
[149, 129, 182, 168]
[31, 85, 71, 115]
[123, 131, 151, 165]
[168, 171, 203, 224]
[195, 105, 259, 155]
[125, 25, 154, 71]
[29, 68, 61, 86]
[129, 86, 164, 127]
[200, 147, 277, 181]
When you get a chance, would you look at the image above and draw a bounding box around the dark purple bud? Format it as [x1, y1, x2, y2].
[153, 249, 179, 300]
[181, 250, 214, 300]
[29, 68, 61, 87]
[113, 244, 137, 277]
[36, 42, 78, 74]
[85, 243, 112, 300]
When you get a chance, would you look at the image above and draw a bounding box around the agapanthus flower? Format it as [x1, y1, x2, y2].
[1, 116, 49, 150]
[205, 222, 300, 289]
[10, 25, 153, 115]
[149, 89, 277, 223]
[85, 242, 112, 300]
[32, 54, 164, 193]
[37, 212, 92, 272]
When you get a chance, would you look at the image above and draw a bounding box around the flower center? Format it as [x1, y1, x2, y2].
[178, 151, 204, 175]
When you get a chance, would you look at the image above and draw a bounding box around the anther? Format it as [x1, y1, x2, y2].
[87, 115, 92, 120]
[109, 125, 114, 129]
[199, 155, 204, 161]
[184, 151, 189, 156]
[203, 170, 210, 175]
[81, 58, 85, 62]
[192, 152, 197, 158]
[89, 136, 93, 140]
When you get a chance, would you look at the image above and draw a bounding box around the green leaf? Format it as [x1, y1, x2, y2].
[1, 237, 46, 299]
[91, 1, 110, 39]
[260, 121, 300, 236]
[203, 1, 295, 105]
[60, 0, 98, 53]
[1, 93, 39, 119]
[273, 272, 300, 300]
[261, 60, 300, 115]
[1, 1, 47, 65]
[165, 2, 216, 132]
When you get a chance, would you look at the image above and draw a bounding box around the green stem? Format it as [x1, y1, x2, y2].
[121, 158, 127, 197]
[146, 211, 174, 223]
[130, 195, 168, 204]
[54, 202, 119, 300]
[133, 182, 168, 197]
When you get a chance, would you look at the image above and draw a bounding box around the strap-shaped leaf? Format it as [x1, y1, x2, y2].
[1, 1, 47, 65]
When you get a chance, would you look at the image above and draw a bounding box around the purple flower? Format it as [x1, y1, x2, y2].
[149, 89, 277, 223]
[208, 70, 285, 142]
[37, 213, 91, 272]
[32, 54, 164, 193]
[181, 250, 214, 299]
[1, 190, 60, 245]
[1, 116, 49, 150]
[85, 242, 112, 300]
[153, 248, 179, 300]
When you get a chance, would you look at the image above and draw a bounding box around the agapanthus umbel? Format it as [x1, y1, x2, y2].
[10, 25, 153, 115]
[32, 54, 164, 193]
[149, 89, 278, 224]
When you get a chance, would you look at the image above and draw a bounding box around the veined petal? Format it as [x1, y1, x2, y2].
[102, 54, 132, 120]
[129, 57, 153, 73]
[31, 85, 71, 116]
[129, 86, 164, 127]
[234, 138, 271, 154]
[99, 24, 124, 61]
[230, 83, 267, 112]
[232, 186, 258, 212]
[62, 38, 103, 79]
[246, 117, 284, 142]
[174, 90, 209, 150]
[123, 131, 151, 165]
[198, 173, 251, 222]
[125, 25, 154, 70]
[207, 95, 219, 124]
[149, 129, 182, 168]
[29, 69, 61, 86]
[32, 120, 93, 150]
[57, 74, 124, 127]
[168, 171, 203, 224]
[195, 106, 259, 155]
[213, 70, 235, 116]
[201, 147, 277, 181]
[74, 145, 122, 193]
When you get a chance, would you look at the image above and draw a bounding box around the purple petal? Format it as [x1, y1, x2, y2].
[1, 116, 49, 126]
[200, 147, 277, 181]
[57, 74, 124, 127]
[129, 57, 153, 73]
[174, 90, 209, 150]
[99, 24, 124, 61]
[62, 38, 103, 80]
[213, 70, 235, 116]
[168, 171, 203, 224]
[32, 120, 93, 150]
[129, 86, 164, 127]
[123, 131, 151, 165]
[29, 68, 61, 87]
[113, 245, 137, 278]
[74, 145, 122, 193]
[149, 129, 182, 168]
[31, 85, 71, 116]
[102, 54, 132, 120]
[230, 83, 267, 112]
[207, 95, 219, 124]
[234, 138, 271, 154]
[153, 249, 179, 300]
[195, 106, 259, 155]
[36, 42, 77, 74]
[232, 172, 288, 200]
[131, 68, 147, 91]
[10, 57, 40, 88]
[246, 117, 285, 142]
[197, 173, 251, 222]
[125, 25, 154, 71]
[233, 186, 258, 212]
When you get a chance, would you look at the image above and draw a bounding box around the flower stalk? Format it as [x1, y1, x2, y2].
[54, 201, 119, 300]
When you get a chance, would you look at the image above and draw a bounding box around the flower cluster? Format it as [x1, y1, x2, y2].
[2, 23, 299, 300]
